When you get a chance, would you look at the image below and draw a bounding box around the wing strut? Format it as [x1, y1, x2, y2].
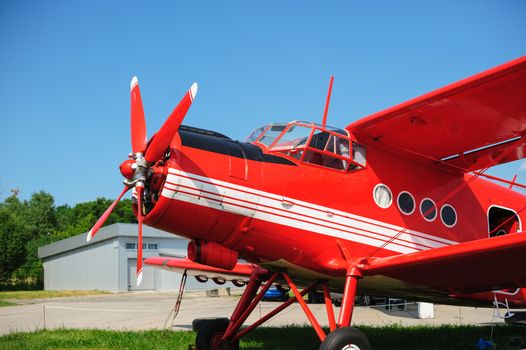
[165, 269, 188, 327]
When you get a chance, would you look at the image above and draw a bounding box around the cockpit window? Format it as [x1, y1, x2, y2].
[258, 124, 287, 147]
[247, 120, 366, 171]
[270, 125, 312, 149]
[246, 126, 265, 143]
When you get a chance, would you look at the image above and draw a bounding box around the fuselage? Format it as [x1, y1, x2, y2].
[142, 125, 526, 306]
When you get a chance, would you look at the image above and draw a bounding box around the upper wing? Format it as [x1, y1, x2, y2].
[361, 232, 526, 294]
[144, 256, 255, 283]
[347, 56, 526, 172]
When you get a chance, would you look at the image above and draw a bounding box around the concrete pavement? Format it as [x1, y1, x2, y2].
[0, 291, 504, 336]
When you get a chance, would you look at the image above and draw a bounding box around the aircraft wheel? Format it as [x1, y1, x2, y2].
[231, 279, 245, 287]
[195, 318, 239, 350]
[213, 277, 226, 285]
[195, 275, 208, 283]
[319, 327, 371, 350]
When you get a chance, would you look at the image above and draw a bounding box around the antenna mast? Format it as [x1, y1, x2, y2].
[321, 76, 334, 128]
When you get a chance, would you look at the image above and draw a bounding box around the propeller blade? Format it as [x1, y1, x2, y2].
[144, 83, 198, 163]
[87, 186, 130, 242]
[131, 76, 147, 154]
[136, 185, 144, 286]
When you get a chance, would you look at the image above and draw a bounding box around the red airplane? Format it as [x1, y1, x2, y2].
[88, 56, 526, 350]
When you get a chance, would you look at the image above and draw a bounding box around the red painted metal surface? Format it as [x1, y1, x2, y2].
[234, 282, 320, 341]
[136, 185, 144, 284]
[188, 240, 239, 270]
[86, 186, 130, 242]
[222, 273, 278, 340]
[322, 283, 337, 332]
[92, 56, 526, 340]
[144, 83, 197, 163]
[338, 271, 360, 327]
[361, 232, 526, 297]
[130, 76, 147, 154]
[347, 56, 526, 172]
[283, 273, 326, 341]
[223, 270, 263, 340]
[322, 76, 334, 128]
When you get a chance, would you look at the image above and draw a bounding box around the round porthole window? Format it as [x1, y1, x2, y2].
[420, 198, 437, 221]
[440, 204, 457, 227]
[397, 191, 415, 215]
[373, 184, 392, 209]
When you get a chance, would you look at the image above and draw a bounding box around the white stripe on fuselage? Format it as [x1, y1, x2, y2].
[161, 168, 458, 254]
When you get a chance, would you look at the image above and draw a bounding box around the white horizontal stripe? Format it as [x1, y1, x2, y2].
[163, 188, 418, 254]
[163, 169, 458, 253]
[167, 168, 457, 246]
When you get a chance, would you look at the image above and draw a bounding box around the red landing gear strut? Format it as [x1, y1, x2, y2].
[194, 266, 371, 350]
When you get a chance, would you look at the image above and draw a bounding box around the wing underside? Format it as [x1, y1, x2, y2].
[347, 56, 526, 172]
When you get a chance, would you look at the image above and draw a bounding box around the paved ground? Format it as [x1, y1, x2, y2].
[0, 290, 506, 336]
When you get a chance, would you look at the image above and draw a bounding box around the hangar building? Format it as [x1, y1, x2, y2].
[38, 223, 216, 291]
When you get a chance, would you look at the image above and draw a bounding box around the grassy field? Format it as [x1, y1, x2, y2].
[0, 290, 109, 300]
[0, 325, 524, 350]
[0, 290, 108, 306]
[0, 301, 16, 307]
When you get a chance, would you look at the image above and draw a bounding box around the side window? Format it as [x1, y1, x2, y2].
[352, 142, 366, 167]
[323, 135, 350, 170]
[303, 132, 365, 171]
[303, 132, 352, 171]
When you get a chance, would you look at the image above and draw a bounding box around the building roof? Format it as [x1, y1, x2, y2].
[38, 223, 183, 259]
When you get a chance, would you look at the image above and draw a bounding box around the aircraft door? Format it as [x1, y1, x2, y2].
[227, 141, 248, 180]
[488, 205, 521, 237]
[222, 141, 259, 217]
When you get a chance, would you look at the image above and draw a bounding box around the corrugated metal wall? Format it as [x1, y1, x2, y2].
[41, 224, 233, 291]
[43, 239, 119, 290]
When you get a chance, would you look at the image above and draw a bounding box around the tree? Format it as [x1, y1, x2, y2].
[0, 205, 28, 279]
[26, 191, 57, 239]
[0, 190, 137, 287]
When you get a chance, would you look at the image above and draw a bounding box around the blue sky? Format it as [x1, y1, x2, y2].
[1, 1, 525, 206]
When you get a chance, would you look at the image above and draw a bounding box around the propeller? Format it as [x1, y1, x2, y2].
[86, 186, 130, 242]
[130, 76, 147, 154]
[144, 82, 197, 163]
[136, 185, 145, 285]
[86, 76, 198, 286]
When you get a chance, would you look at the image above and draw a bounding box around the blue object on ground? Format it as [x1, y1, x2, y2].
[475, 338, 494, 349]
[263, 286, 288, 301]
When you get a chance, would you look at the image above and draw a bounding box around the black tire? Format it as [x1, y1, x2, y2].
[319, 327, 371, 350]
[231, 280, 245, 288]
[196, 275, 209, 283]
[213, 277, 226, 285]
[195, 318, 239, 350]
[192, 317, 229, 332]
[333, 299, 342, 307]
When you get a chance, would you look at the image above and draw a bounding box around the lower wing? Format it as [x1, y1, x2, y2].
[144, 256, 255, 284]
[361, 232, 526, 294]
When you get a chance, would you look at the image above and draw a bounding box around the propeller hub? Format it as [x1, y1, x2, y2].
[119, 159, 136, 179]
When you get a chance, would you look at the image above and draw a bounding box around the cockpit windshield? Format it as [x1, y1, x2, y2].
[246, 121, 366, 171]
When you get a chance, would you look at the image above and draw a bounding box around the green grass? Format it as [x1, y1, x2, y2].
[0, 300, 16, 307]
[0, 290, 109, 307]
[0, 290, 108, 301]
[0, 325, 524, 350]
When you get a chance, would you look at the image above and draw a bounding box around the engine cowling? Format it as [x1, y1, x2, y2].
[188, 240, 238, 270]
